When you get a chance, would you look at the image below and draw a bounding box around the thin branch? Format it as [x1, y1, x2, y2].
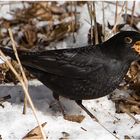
[87, 2, 93, 45]
[70, 2, 76, 43]
[92, 2, 98, 45]
[114, 1, 118, 25]
[111, 1, 125, 33]
[8, 28, 28, 114]
[130, 1, 136, 26]
[102, 1, 105, 41]
[113, 1, 118, 33]
[124, 1, 128, 22]
[119, 103, 139, 124]
[74, 1, 77, 43]
[112, 96, 140, 106]
[105, 1, 139, 16]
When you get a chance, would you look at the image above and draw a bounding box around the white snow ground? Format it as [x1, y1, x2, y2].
[0, 1, 140, 140]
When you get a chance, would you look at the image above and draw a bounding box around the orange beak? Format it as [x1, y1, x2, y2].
[132, 41, 140, 54]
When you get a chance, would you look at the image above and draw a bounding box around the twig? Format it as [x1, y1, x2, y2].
[87, 2, 93, 45]
[91, 117, 119, 139]
[70, 2, 76, 43]
[114, 1, 118, 33]
[8, 28, 28, 114]
[111, 96, 140, 106]
[84, 19, 91, 25]
[0, 1, 21, 5]
[119, 103, 139, 124]
[74, 1, 77, 43]
[92, 2, 98, 45]
[124, 1, 128, 22]
[102, 2, 105, 41]
[111, 96, 140, 124]
[111, 1, 125, 33]
[105, 1, 139, 16]
[114, 1, 118, 26]
[130, 1, 136, 26]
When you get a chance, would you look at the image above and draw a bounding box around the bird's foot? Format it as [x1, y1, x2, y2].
[75, 100, 99, 122]
[49, 100, 66, 116]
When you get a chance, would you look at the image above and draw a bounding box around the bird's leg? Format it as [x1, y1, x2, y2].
[76, 100, 99, 122]
[50, 93, 66, 116]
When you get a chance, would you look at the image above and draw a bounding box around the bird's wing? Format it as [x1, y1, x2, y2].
[1, 46, 105, 79]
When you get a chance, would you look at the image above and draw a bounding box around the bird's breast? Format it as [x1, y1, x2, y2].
[71, 61, 130, 100]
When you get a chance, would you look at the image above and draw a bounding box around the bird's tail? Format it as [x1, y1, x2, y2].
[0, 47, 17, 60]
[0, 47, 39, 61]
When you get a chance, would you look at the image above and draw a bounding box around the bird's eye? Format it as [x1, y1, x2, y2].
[124, 37, 133, 44]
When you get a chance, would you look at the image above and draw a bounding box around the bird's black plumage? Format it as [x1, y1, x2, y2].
[1, 31, 140, 103]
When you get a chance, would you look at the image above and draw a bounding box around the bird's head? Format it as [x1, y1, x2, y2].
[103, 31, 140, 61]
[114, 31, 140, 53]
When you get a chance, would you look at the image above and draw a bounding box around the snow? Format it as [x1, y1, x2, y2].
[0, 1, 140, 140]
[1, 84, 138, 140]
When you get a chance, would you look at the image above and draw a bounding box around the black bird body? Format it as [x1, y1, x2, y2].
[1, 31, 140, 101]
[18, 46, 130, 100]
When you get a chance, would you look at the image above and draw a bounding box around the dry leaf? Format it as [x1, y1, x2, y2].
[64, 115, 85, 123]
[50, 5, 65, 14]
[124, 135, 131, 140]
[130, 105, 140, 114]
[23, 122, 47, 140]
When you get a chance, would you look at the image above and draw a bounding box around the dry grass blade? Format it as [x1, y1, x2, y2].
[92, 2, 98, 45]
[87, 2, 93, 45]
[106, 1, 139, 15]
[0, 30, 47, 139]
[112, 1, 118, 33]
[124, 1, 128, 22]
[0, 51, 47, 140]
[111, 1, 125, 33]
[87, 2, 98, 45]
[8, 28, 28, 114]
[130, 1, 136, 26]
[70, 1, 76, 43]
[114, 1, 118, 25]
[102, 2, 105, 41]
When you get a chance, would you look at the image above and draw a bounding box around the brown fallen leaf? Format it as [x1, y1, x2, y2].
[118, 102, 139, 124]
[130, 105, 140, 114]
[23, 122, 47, 140]
[64, 115, 85, 123]
[50, 5, 65, 14]
[124, 135, 131, 140]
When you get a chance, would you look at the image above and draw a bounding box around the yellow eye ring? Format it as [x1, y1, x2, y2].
[124, 37, 133, 44]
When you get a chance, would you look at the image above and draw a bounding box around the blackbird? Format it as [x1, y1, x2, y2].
[1, 31, 140, 118]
